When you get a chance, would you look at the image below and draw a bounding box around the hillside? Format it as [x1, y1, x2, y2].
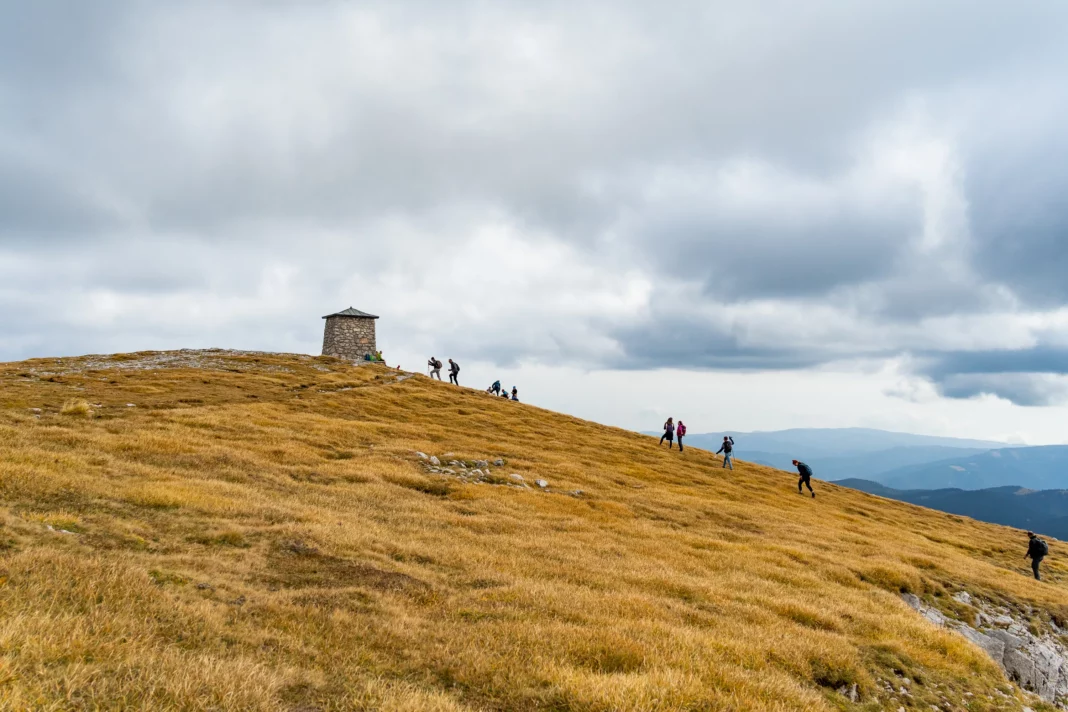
[835, 479, 1068, 541]
[877, 446, 1068, 490]
[2, 351, 1068, 711]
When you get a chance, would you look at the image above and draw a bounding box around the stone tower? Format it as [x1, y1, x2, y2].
[321, 307, 379, 360]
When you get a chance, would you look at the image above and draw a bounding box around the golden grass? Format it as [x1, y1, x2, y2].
[59, 399, 91, 417]
[0, 350, 1062, 711]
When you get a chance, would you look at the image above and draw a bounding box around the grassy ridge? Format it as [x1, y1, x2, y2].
[0, 351, 1063, 711]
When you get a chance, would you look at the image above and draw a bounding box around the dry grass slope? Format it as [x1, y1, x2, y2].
[0, 350, 1065, 711]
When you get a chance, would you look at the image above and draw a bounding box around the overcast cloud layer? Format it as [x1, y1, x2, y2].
[3, 2, 1068, 431]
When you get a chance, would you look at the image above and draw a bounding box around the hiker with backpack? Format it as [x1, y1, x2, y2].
[489, 380, 501, 396]
[1025, 531, 1049, 581]
[676, 421, 687, 451]
[792, 459, 816, 498]
[659, 418, 675, 449]
[448, 359, 460, 385]
[716, 436, 735, 469]
[428, 357, 443, 380]
[510, 386, 519, 401]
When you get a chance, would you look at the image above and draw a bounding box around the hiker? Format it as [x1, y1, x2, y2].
[490, 380, 501, 396]
[500, 389, 510, 398]
[1025, 531, 1049, 581]
[716, 436, 735, 469]
[510, 386, 519, 401]
[428, 357, 443, 380]
[676, 421, 687, 451]
[659, 418, 675, 448]
[448, 359, 460, 385]
[793, 459, 815, 498]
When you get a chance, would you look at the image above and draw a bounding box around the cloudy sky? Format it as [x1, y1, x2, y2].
[3, 2, 1068, 443]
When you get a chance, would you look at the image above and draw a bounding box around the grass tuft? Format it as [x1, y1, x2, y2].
[59, 399, 91, 416]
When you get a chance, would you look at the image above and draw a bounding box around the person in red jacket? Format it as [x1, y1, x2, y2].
[676, 421, 687, 451]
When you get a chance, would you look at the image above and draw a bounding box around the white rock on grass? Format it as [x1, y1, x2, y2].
[429, 456, 440, 466]
[535, 479, 548, 489]
[509, 474, 524, 482]
[494, 459, 505, 466]
[471, 469, 484, 477]
[475, 460, 489, 468]
[416, 452, 428, 460]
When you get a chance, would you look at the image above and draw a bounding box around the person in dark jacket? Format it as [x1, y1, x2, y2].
[659, 418, 675, 448]
[716, 436, 735, 469]
[448, 359, 460, 385]
[510, 386, 519, 401]
[793, 459, 815, 498]
[676, 421, 687, 451]
[1025, 531, 1048, 581]
[489, 380, 501, 395]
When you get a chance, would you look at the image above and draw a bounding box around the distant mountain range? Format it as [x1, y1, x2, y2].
[672, 428, 1068, 491]
[836, 478, 1068, 541]
[870, 446, 1068, 490]
[678, 428, 1009, 485]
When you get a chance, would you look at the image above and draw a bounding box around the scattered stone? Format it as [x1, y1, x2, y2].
[509, 474, 525, 482]
[994, 614, 1014, 626]
[535, 479, 548, 489]
[836, 683, 859, 702]
[429, 456, 440, 466]
[29, 407, 41, 413]
[475, 460, 489, 468]
[125, 403, 136, 407]
[196, 582, 214, 590]
[570, 490, 584, 497]
[953, 591, 972, 605]
[471, 469, 484, 477]
[493, 459, 505, 466]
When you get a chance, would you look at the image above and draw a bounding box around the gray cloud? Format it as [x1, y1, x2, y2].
[2, 1, 1068, 406]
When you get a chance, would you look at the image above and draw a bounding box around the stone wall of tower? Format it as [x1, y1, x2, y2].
[321, 316, 377, 360]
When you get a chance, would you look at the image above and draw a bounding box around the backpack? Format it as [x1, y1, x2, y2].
[677, 423, 686, 436]
[433, 359, 442, 369]
[452, 362, 460, 373]
[1037, 538, 1050, 557]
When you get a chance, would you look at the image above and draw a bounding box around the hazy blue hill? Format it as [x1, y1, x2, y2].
[834, 478, 1068, 540]
[677, 428, 1004, 482]
[878, 445, 1068, 490]
[715, 445, 993, 481]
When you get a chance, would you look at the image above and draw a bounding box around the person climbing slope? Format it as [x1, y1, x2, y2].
[659, 418, 675, 449]
[448, 359, 460, 385]
[716, 436, 735, 469]
[428, 357, 442, 380]
[1025, 531, 1049, 581]
[676, 421, 687, 451]
[490, 380, 501, 395]
[793, 459, 815, 498]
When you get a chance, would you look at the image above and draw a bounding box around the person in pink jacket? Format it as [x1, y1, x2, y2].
[676, 421, 687, 451]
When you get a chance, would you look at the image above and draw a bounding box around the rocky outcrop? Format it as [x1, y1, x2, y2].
[903, 592, 1068, 706]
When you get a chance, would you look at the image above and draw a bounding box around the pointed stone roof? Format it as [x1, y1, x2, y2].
[322, 307, 379, 319]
